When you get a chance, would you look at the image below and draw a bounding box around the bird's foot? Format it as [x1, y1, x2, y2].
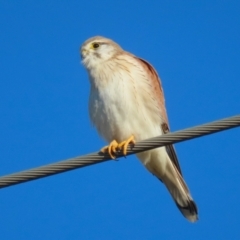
[117, 135, 136, 156]
[100, 135, 136, 159]
[101, 140, 119, 159]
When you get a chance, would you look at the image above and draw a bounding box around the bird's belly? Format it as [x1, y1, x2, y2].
[89, 85, 162, 143]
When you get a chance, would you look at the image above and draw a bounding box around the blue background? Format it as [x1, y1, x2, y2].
[0, 1, 240, 239]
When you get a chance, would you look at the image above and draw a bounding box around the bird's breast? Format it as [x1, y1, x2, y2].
[88, 61, 162, 143]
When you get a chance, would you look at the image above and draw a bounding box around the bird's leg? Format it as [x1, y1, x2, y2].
[100, 140, 119, 159]
[117, 135, 136, 156]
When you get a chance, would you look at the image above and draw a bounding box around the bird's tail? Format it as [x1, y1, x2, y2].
[138, 149, 198, 222]
[160, 155, 198, 222]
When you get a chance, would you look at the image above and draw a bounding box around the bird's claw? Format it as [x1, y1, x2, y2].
[101, 140, 119, 159]
[100, 135, 135, 159]
[117, 135, 135, 156]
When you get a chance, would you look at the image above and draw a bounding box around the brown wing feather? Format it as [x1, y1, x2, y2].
[161, 123, 183, 175]
[135, 57, 183, 176]
[137, 57, 168, 124]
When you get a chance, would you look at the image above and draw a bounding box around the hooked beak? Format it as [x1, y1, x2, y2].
[81, 48, 88, 59]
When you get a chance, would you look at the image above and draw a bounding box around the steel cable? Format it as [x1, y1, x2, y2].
[0, 115, 239, 189]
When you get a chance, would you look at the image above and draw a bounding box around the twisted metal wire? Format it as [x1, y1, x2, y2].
[0, 115, 239, 189]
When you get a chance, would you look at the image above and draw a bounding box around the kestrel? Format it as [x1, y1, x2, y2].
[80, 36, 198, 222]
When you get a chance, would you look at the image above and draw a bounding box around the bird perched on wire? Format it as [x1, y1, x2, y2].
[80, 36, 198, 222]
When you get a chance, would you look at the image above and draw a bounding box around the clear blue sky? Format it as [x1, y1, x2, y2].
[0, 1, 240, 239]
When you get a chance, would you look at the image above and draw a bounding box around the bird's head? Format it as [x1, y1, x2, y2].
[80, 36, 123, 69]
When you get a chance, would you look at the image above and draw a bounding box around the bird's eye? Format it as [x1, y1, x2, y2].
[92, 43, 100, 49]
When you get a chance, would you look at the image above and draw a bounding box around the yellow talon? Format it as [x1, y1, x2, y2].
[100, 135, 135, 159]
[100, 140, 119, 159]
[117, 135, 135, 156]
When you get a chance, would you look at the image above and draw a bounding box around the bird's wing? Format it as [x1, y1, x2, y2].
[135, 57, 168, 124]
[135, 57, 183, 176]
[161, 122, 182, 175]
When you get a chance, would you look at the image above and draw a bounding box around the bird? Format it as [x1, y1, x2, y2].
[80, 36, 198, 222]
